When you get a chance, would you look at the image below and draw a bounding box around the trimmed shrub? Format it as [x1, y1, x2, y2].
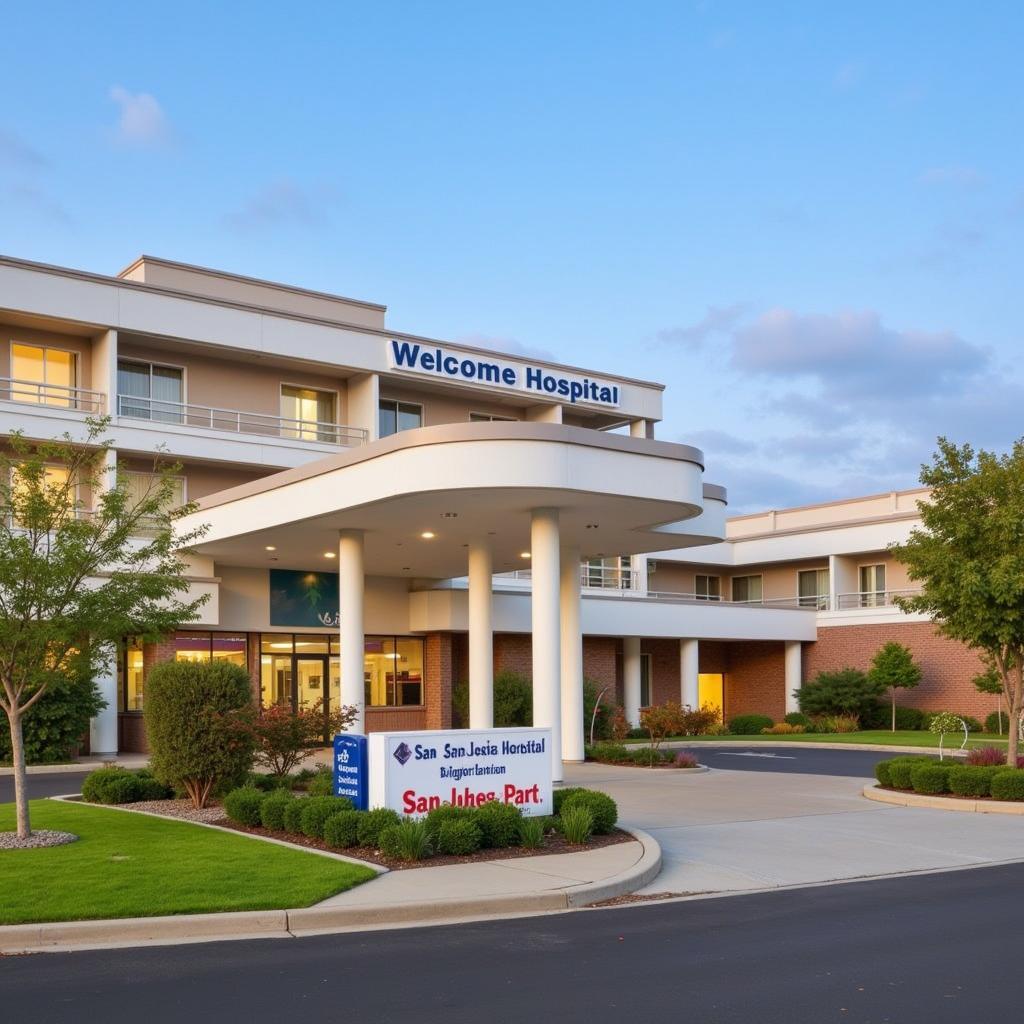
[586, 743, 630, 763]
[910, 762, 953, 795]
[985, 711, 1008, 735]
[729, 714, 773, 735]
[224, 787, 266, 826]
[300, 795, 355, 839]
[475, 800, 523, 848]
[437, 817, 483, 855]
[260, 790, 294, 831]
[379, 819, 432, 861]
[948, 765, 1002, 798]
[965, 746, 1006, 767]
[797, 667, 885, 720]
[990, 769, 1024, 801]
[518, 816, 545, 849]
[553, 787, 588, 815]
[453, 670, 532, 729]
[323, 810, 362, 849]
[283, 799, 307, 834]
[888, 757, 936, 790]
[784, 712, 811, 727]
[874, 758, 896, 788]
[305, 767, 334, 797]
[762, 723, 805, 734]
[144, 659, 256, 808]
[559, 805, 594, 844]
[423, 804, 477, 848]
[82, 767, 141, 804]
[863, 705, 926, 731]
[134, 772, 173, 800]
[357, 807, 402, 848]
[561, 790, 617, 834]
[247, 772, 280, 792]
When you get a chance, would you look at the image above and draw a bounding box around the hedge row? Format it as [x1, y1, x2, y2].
[81, 767, 173, 804]
[586, 743, 698, 768]
[874, 756, 1024, 800]
[220, 786, 618, 861]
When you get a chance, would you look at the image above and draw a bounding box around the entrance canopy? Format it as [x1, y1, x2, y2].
[176, 422, 728, 578]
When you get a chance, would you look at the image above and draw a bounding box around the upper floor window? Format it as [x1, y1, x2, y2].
[584, 555, 632, 590]
[118, 360, 184, 423]
[732, 575, 763, 603]
[378, 399, 422, 438]
[859, 564, 886, 607]
[124, 471, 185, 514]
[280, 385, 336, 442]
[798, 568, 830, 609]
[695, 574, 721, 601]
[469, 412, 516, 422]
[10, 343, 77, 408]
[10, 464, 75, 526]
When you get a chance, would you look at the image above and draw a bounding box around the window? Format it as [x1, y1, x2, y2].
[173, 632, 246, 665]
[469, 412, 516, 422]
[584, 556, 633, 589]
[124, 471, 185, 514]
[798, 568, 830, 609]
[118, 360, 183, 423]
[695, 574, 721, 601]
[732, 575, 763, 603]
[364, 636, 424, 707]
[859, 564, 886, 607]
[640, 653, 652, 708]
[280, 385, 336, 442]
[11, 343, 77, 407]
[119, 639, 145, 712]
[10, 464, 74, 525]
[378, 399, 422, 438]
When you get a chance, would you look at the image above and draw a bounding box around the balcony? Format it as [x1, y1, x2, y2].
[647, 592, 822, 610]
[0, 377, 105, 414]
[116, 395, 367, 447]
[835, 588, 922, 610]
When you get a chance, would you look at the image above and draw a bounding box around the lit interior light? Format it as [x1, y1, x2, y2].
[420, 531, 436, 539]
[265, 545, 277, 551]
[520, 551, 531, 559]
[324, 551, 336, 558]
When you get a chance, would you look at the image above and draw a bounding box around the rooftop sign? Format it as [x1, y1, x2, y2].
[388, 339, 620, 407]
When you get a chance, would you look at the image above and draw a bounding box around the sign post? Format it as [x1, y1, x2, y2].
[333, 733, 368, 810]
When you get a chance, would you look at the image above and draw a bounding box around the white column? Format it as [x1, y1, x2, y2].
[680, 638, 699, 709]
[89, 644, 119, 756]
[531, 507, 563, 781]
[467, 539, 494, 729]
[560, 544, 584, 763]
[347, 372, 380, 443]
[785, 641, 802, 715]
[623, 637, 642, 726]
[338, 530, 366, 732]
[93, 329, 118, 415]
[526, 404, 562, 423]
[629, 419, 653, 439]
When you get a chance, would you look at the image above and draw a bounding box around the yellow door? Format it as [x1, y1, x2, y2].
[698, 673, 724, 722]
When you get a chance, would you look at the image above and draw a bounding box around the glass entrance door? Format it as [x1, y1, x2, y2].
[295, 654, 330, 743]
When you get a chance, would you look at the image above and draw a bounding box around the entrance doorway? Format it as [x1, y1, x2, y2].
[698, 673, 725, 723]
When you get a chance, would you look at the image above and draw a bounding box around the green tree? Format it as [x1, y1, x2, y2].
[867, 642, 922, 732]
[797, 667, 886, 722]
[892, 438, 1024, 767]
[973, 662, 1005, 732]
[0, 421, 206, 839]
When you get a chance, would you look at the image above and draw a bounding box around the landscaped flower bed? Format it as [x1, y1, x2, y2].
[873, 752, 1024, 802]
[586, 743, 701, 769]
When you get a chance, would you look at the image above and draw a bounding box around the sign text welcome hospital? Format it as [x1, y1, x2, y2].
[388, 339, 621, 408]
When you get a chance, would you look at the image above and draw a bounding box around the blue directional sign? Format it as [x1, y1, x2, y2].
[333, 734, 368, 810]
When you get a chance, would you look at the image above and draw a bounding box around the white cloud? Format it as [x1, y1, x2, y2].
[656, 303, 749, 348]
[224, 180, 338, 232]
[109, 86, 170, 146]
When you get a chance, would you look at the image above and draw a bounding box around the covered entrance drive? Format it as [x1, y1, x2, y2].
[176, 422, 728, 781]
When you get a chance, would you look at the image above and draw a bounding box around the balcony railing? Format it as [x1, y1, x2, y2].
[836, 589, 922, 610]
[647, 592, 826, 610]
[0, 377, 105, 414]
[117, 395, 367, 447]
[502, 565, 636, 591]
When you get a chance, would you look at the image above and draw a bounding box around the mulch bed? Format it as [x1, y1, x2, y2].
[587, 760, 696, 770]
[588, 891, 697, 907]
[878, 786, 1015, 803]
[214, 817, 633, 871]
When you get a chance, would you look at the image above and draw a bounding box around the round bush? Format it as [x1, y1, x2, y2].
[305, 768, 334, 797]
[144, 659, 255, 806]
[874, 758, 899, 788]
[552, 787, 587, 815]
[357, 807, 402, 848]
[783, 712, 811, 727]
[423, 804, 477, 847]
[887, 757, 935, 790]
[985, 711, 1008, 734]
[948, 765, 1002, 798]
[133, 771, 173, 800]
[475, 801, 523, 848]
[283, 799, 308, 834]
[300, 795, 355, 839]
[586, 743, 630, 763]
[260, 790, 294, 831]
[379, 819, 432, 861]
[728, 714, 773, 735]
[323, 810, 363, 849]
[81, 767, 141, 804]
[910, 763, 953, 795]
[990, 769, 1024, 801]
[437, 818, 483, 855]
[223, 787, 267, 826]
[561, 790, 617, 834]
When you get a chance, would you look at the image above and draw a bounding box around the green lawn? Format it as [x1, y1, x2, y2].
[624, 730, 1010, 749]
[0, 800, 376, 926]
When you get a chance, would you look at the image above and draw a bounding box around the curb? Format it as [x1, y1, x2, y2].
[0, 828, 661, 953]
[644, 740, 975, 756]
[862, 784, 1024, 815]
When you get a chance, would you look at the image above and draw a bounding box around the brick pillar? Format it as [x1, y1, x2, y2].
[247, 633, 262, 706]
[143, 637, 177, 674]
[425, 632, 454, 729]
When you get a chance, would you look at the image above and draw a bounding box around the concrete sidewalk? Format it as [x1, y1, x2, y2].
[565, 762, 1024, 896]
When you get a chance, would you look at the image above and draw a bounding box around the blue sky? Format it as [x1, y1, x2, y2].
[2, 2, 1021, 511]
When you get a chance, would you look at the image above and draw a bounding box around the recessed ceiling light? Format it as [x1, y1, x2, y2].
[441, 512, 458, 519]
[420, 531, 436, 539]
[520, 551, 531, 559]
[324, 551, 336, 559]
[265, 545, 277, 551]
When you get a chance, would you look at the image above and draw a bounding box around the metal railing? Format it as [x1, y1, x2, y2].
[647, 592, 825, 610]
[502, 565, 637, 591]
[0, 377, 105, 414]
[836, 588, 922, 610]
[117, 395, 367, 447]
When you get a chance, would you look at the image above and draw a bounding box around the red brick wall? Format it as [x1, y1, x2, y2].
[805, 622, 992, 719]
[643, 638, 680, 705]
[725, 641, 787, 721]
[493, 633, 532, 677]
[424, 632, 453, 729]
[583, 637, 619, 691]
